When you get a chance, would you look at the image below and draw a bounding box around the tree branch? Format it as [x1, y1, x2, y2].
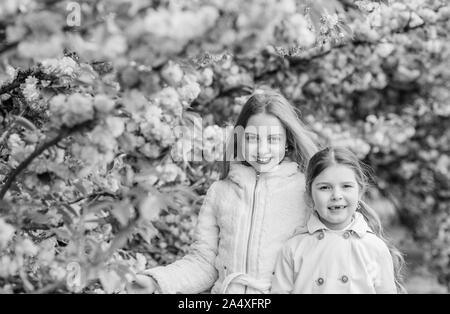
[285, 13, 429, 66]
[0, 120, 94, 200]
[0, 41, 19, 55]
[0, 69, 36, 96]
[286, 42, 347, 65]
[21, 221, 64, 232]
[0, 110, 27, 150]
[68, 191, 118, 205]
[92, 210, 141, 267]
[34, 280, 65, 294]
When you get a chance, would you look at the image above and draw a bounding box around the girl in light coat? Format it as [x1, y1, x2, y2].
[132, 89, 318, 293]
[271, 147, 405, 294]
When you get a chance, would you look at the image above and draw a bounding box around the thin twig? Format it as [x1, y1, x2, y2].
[20, 269, 35, 293]
[34, 280, 65, 294]
[0, 110, 27, 149]
[0, 69, 36, 95]
[96, 211, 141, 266]
[286, 42, 347, 64]
[286, 17, 428, 66]
[68, 192, 118, 205]
[0, 120, 94, 200]
[21, 222, 64, 231]
[0, 41, 20, 55]
[0, 81, 22, 96]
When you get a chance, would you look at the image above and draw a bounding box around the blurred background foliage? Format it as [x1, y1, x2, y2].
[0, 0, 448, 293]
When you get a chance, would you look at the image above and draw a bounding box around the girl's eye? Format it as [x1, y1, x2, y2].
[268, 136, 280, 143]
[245, 134, 257, 142]
[319, 186, 330, 190]
[343, 185, 354, 189]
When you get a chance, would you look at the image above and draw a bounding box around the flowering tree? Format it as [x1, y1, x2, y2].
[1, 0, 449, 293]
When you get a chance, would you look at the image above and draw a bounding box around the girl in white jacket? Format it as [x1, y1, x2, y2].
[271, 147, 405, 294]
[131, 89, 318, 293]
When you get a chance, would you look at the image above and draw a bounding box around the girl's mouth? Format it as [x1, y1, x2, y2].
[328, 205, 347, 211]
[256, 156, 272, 164]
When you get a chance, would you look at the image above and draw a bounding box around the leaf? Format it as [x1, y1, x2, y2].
[51, 227, 72, 241]
[73, 181, 88, 195]
[134, 253, 147, 272]
[337, 23, 354, 39]
[159, 185, 199, 212]
[14, 116, 37, 131]
[111, 203, 134, 227]
[26, 212, 52, 225]
[86, 200, 115, 215]
[136, 221, 158, 244]
[75, 64, 99, 85]
[83, 212, 100, 230]
[0, 200, 12, 214]
[317, 0, 344, 14]
[62, 203, 79, 217]
[91, 61, 114, 76]
[85, 237, 103, 260]
[183, 111, 202, 131]
[127, 0, 151, 16]
[172, 185, 199, 202]
[138, 193, 166, 221]
[309, 6, 323, 33]
[108, 229, 133, 254]
[55, 206, 74, 225]
[106, 160, 114, 172]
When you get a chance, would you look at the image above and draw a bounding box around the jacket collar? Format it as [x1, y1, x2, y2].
[227, 159, 300, 186]
[306, 211, 372, 238]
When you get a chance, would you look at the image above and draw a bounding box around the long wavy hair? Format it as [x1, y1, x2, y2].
[305, 146, 406, 293]
[221, 89, 318, 179]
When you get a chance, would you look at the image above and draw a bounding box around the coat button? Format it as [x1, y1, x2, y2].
[317, 232, 325, 240]
[343, 231, 350, 239]
[341, 275, 349, 283]
[316, 277, 324, 285]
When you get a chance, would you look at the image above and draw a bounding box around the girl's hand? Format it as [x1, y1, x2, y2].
[127, 274, 159, 294]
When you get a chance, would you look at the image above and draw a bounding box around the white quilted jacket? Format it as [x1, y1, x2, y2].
[144, 160, 310, 294]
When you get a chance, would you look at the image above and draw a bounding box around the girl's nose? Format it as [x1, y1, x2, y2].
[331, 188, 343, 200]
[257, 139, 269, 155]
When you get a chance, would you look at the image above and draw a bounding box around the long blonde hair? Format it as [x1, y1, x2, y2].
[221, 89, 318, 179]
[305, 146, 406, 293]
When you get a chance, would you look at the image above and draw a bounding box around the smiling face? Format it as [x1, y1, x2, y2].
[243, 113, 287, 173]
[311, 164, 361, 230]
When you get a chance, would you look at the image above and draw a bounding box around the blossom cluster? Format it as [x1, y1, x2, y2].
[306, 115, 371, 159]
